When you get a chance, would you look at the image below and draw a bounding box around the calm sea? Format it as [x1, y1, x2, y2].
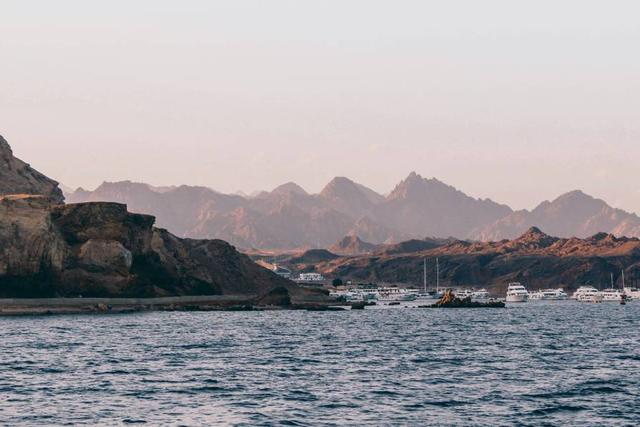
[1, 302, 639, 426]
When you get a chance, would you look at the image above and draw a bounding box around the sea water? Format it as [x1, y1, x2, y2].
[0, 302, 638, 426]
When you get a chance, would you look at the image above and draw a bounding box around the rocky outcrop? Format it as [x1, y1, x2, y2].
[0, 197, 314, 301]
[0, 136, 64, 204]
[430, 290, 504, 308]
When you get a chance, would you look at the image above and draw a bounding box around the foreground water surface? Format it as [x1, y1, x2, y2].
[1, 302, 639, 426]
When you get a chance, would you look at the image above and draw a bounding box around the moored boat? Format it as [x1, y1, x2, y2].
[506, 283, 529, 303]
[529, 288, 569, 301]
[572, 286, 603, 303]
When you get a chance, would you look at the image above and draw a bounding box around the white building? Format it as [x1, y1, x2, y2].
[297, 273, 325, 282]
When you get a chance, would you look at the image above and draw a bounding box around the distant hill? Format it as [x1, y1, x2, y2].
[308, 227, 640, 295]
[330, 235, 378, 255]
[470, 190, 640, 241]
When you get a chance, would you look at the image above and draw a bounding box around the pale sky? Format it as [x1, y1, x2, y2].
[1, 1, 639, 212]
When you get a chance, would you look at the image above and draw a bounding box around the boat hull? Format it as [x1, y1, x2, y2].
[506, 295, 528, 303]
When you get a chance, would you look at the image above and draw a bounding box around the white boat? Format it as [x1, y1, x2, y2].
[376, 287, 417, 302]
[600, 272, 626, 302]
[414, 257, 444, 301]
[623, 286, 640, 300]
[472, 289, 490, 300]
[529, 288, 569, 301]
[600, 288, 624, 302]
[621, 271, 639, 300]
[330, 286, 417, 303]
[455, 289, 474, 299]
[506, 283, 529, 303]
[572, 286, 603, 303]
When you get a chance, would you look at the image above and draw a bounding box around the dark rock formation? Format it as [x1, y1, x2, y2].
[429, 290, 504, 308]
[0, 135, 64, 204]
[0, 197, 312, 300]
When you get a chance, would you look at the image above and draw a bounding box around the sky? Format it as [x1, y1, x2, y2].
[1, 1, 639, 212]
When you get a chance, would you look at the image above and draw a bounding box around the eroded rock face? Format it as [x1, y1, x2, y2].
[0, 135, 64, 204]
[0, 198, 300, 299]
[51, 202, 155, 254]
[0, 196, 65, 277]
[78, 240, 133, 275]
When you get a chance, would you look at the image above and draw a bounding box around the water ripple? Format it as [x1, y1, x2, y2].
[0, 303, 639, 425]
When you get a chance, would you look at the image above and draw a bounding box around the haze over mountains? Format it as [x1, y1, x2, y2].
[67, 173, 640, 251]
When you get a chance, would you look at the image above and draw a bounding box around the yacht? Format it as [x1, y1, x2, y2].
[455, 289, 474, 299]
[623, 286, 640, 300]
[572, 286, 603, 303]
[529, 288, 569, 301]
[472, 289, 490, 300]
[600, 289, 624, 302]
[376, 287, 417, 302]
[506, 283, 529, 303]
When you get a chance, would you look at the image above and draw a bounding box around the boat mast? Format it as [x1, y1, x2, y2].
[423, 258, 427, 294]
[622, 270, 626, 290]
[436, 257, 440, 293]
[610, 273, 614, 290]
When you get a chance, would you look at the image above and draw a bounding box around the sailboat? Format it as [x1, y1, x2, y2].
[434, 257, 444, 298]
[622, 269, 640, 300]
[601, 272, 624, 302]
[415, 258, 444, 300]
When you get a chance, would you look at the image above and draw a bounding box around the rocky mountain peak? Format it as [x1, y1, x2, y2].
[0, 135, 64, 204]
[512, 226, 558, 248]
[329, 234, 377, 255]
[271, 182, 308, 196]
[0, 135, 13, 155]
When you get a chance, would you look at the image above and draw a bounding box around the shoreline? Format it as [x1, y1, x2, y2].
[0, 295, 339, 316]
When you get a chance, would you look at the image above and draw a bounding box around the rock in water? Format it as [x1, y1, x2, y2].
[0, 135, 64, 204]
[431, 290, 505, 308]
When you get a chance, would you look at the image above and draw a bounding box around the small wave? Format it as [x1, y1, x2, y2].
[529, 404, 588, 416]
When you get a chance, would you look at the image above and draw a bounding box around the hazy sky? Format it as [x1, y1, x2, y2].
[2, 1, 639, 212]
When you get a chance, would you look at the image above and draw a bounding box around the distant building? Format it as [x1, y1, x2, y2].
[272, 264, 292, 279]
[297, 272, 325, 282]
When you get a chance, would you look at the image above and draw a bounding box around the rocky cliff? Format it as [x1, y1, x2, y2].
[0, 197, 311, 300]
[0, 135, 64, 204]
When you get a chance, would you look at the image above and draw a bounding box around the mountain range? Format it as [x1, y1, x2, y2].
[67, 173, 640, 251]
